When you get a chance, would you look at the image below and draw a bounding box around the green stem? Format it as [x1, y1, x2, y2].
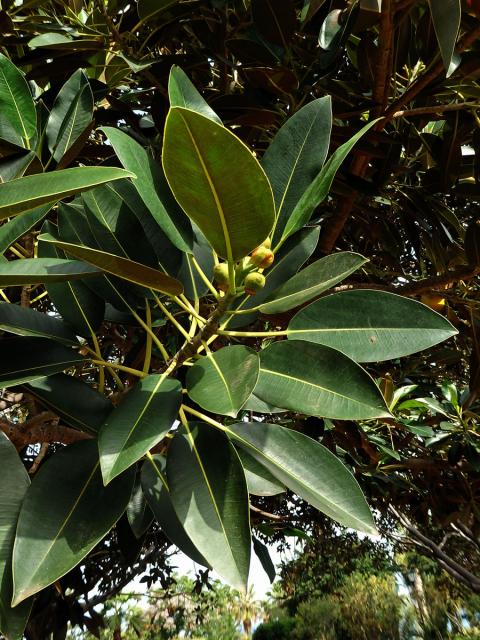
[181, 405, 226, 432]
[143, 299, 153, 375]
[90, 359, 147, 378]
[154, 293, 191, 341]
[191, 256, 220, 299]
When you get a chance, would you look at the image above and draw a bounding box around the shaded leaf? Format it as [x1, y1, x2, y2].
[0, 205, 51, 255]
[0, 54, 36, 148]
[236, 447, 286, 496]
[126, 476, 154, 539]
[429, 0, 461, 76]
[0, 258, 100, 286]
[0, 302, 78, 345]
[167, 423, 251, 590]
[253, 537, 275, 583]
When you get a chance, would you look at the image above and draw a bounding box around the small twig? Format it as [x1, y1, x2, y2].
[29, 443, 49, 475]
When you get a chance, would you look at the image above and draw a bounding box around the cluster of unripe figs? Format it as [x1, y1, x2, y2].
[213, 238, 274, 295]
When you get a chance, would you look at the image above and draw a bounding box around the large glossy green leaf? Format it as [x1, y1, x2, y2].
[46, 69, 94, 162]
[167, 423, 251, 590]
[163, 107, 275, 261]
[12, 440, 135, 605]
[186, 346, 259, 418]
[168, 66, 222, 124]
[26, 374, 112, 436]
[429, 0, 461, 76]
[0, 302, 78, 345]
[288, 289, 458, 362]
[0, 337, 84, 387]
[261, 97, 332, 244]
[101, 127, 192, 253]
[0, 433, 31, 640]
[0, 54, 36, 148]
[126, 476, 154, 539]
[39, 234, 183, 296]
[227, 422, 376, 534]
[141, 455, 210, 567]
[38, 230, 106, 337]
[259, 252, 367, 314]
[0, 149, 36, 182]
[255, 340, 390, 419]
[98, 375, 182, 484]
[235, 448, 286, 497]
[228, 226, 319, 328]
[281, 120, 378, 243]
[0, 167, 134, 220]
[0, 205, 51, 255]
[0, 258, 100, 286]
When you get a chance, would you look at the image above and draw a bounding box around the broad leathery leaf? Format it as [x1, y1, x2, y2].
[253, 537, 275, 583]
[0, 54, 36, 148]
[39, 233, 183, 296]
[82, 184, 158, 268]
[0, 433, 31, 640]
[227, 422, 376, 534]
[138, 0, 179, 19]
[12, 440, 135, 605]
[100, 127, 193, 253]
[126, 476, 153, 539]
[429, 0, 461, 77]
[319, 9, 343, 49]
[281, 120, 379, 242]
[141, 455, 210, 567]
[0, 302, 78, 345]
[167, 423, 251, 590]
[168, 66, 222, 124]
[0, 205, 51, 255]
[109, 179, 183, 277]
[177, 226, 215, 300]
[0, 149, 36, 182]
[98, 375, 182, 484]
[301, 0, 329, 23]
[0, 337, 84, 387]
[163, 107, 275, 261]
[228, 226, 319, 328]
[235, 448, 285, 496]
[46, 69, 94, 162]
[260, 252, 367, 314]
[0, 257, 100, 286]
[38, 231, 105, 337]
[242, 392, 286, 414]
[288, 289, 458, 362]
[0, 166, 135, 220]
[186, 346, 259, 418]
[261, 97, 332, 244]
[255, 340, 390, 420]
[26, 374, 113, 436]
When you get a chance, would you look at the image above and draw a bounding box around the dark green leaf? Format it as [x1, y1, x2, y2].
[261, 97, 332, 244]
[0, 205, 51, 255]
[186, 346, 259, 418]
[12, 440, 135, 605]
[26, 374, 113, 436]
[0, 433, 31, 640]
[39, 233, 183, 296]
[429, 0, 461, 76]
[0, 258, 100, 286]
[167, 423, 251, 590]
[0, 337, 84, 387]
[126, 476, 153, 539]
[288, 290, 458, 362]
[0, 167, 135, 220]
[163, 107, 275, 261]
[138, 0, 179, 20]
[259, 252, 367, 314]
[101, 127, 193, 253]
[0, 302, 78, 345]
[99, 375, 181, 484]
[141, 455, 210, 567]
[236, 448, 285, 496]
[281, 120, 378, 242]
[255, 340, 390, 419]
[228, 421, 376, 534]
[0, 54, 36, 148]
[168, 66, 222, 124]
[46, 69, 94, 162]
[253, 537, 275, 583]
